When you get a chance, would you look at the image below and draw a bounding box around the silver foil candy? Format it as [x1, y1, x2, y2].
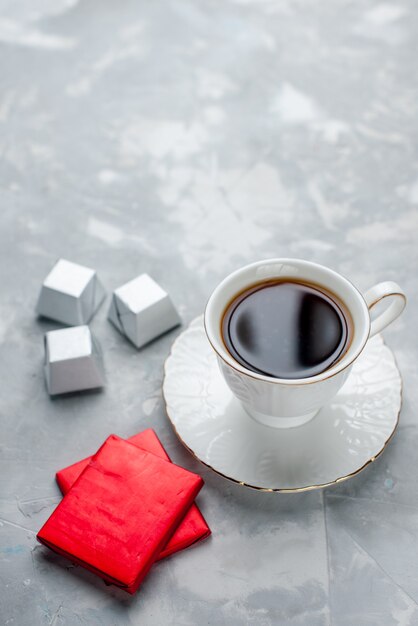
[44, 325, 105, 395]
[108, 274, 181, 348]
[36, 259, 106, 326]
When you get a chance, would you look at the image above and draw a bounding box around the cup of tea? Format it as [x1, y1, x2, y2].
[204, 259, 406, 428]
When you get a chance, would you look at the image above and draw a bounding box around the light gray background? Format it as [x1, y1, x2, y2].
[0, 0, 417, 624]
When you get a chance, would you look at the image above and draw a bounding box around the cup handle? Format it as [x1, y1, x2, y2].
[363, 281, 406, 338]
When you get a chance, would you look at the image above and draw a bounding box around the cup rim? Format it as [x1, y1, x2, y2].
[204, 258, 371, 386]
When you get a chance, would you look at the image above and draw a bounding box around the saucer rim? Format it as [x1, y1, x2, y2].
[163, 316, 402, 493]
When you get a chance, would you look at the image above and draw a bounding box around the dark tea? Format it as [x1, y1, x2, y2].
[221, 279, 352, 379]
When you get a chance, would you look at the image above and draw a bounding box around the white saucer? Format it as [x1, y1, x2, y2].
[163, 316, 402, 492]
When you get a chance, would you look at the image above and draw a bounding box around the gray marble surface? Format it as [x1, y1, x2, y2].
[0, 0, 417, 624]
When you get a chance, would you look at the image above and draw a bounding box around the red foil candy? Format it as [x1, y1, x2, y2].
[56, 429, 211, 558]
[38, 435, 204, 593]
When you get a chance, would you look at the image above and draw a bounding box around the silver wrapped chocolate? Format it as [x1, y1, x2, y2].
[44, 325, 105, 395]
[36, 259, 106, 326]
[108, 274, 181, 349]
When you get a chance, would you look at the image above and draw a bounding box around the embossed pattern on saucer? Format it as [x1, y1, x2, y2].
[163, 316, 402, 492]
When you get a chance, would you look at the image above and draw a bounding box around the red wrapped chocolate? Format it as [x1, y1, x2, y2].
[38, 435, 204, 593]
[56, 429, 211, 558]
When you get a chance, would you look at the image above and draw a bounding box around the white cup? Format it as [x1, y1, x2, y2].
[204, 259, 406, 428]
